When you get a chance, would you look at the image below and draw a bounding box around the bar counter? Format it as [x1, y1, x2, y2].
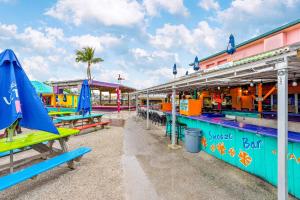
[165, 112, 300, 198]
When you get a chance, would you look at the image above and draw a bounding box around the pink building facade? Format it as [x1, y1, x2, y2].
[200, 20, 300, 69]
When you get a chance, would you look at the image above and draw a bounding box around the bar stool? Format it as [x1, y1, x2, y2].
[176, 122, 187, 143]
[165, 120, 187, 144]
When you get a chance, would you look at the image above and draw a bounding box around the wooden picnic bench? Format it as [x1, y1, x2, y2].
[56, 113, 104, 128]
[0, 128, 91, 191]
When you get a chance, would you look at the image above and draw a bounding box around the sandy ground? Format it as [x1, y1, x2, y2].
[0, 111, 296, 200]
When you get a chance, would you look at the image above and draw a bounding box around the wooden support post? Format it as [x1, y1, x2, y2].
[258, 83, 263, 114]
[128, 93, 130, 110]
[109, 92, 111, 104]
[295, 93, 298, 114]
[99, 90, 102, 105]
[263, 86, 276, 101]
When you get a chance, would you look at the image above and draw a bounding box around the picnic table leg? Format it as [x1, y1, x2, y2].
[97, 117, 102, 122]
[58, 139, 75, 169]
[9, 150, 13, 173]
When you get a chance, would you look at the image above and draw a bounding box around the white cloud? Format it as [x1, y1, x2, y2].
[214, 0, 300, 39]
[17, 27, 64, 51]
[130, 48, 179, 62]
[129, 65, 189, 89]
[149, 21, 223, 55]
[69, 34, 122, 53]
[143, 0, 188, 16]
[0, 23, 17, 39]
[96, 68, 129, 83]
[45, 0, 145, 27]
[22, 56, 50, 80]
[198, 0, 220, 11]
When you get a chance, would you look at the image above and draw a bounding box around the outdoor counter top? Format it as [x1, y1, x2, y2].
[166, 112, 300, 143]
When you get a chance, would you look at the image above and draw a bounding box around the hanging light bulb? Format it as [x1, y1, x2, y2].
[227, 84, 230, 89]
[250, 80, 254, 87]
[217, 86, 220, 90]
[292, 73, 298, 87]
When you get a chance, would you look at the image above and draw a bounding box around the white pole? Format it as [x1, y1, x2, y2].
[277, 62, 288, 200]
[171, 85, 176, 145]
[128, 94, 131, 112]
[271, 94, 274, 111]
[135, 94, 138, 115]
[295, 93, 298, 114]
[146, 90, 150, 129]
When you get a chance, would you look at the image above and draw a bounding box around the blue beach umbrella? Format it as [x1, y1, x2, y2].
[0, 49, 58, 134]
[172, 63, 177, 76]
[227, 34, 236, 55]
[77, 80, 91, 116]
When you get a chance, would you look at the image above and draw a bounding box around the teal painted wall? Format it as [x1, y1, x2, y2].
[166, 114, 300, 199]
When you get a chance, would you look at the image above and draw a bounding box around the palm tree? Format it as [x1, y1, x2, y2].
[75, 47, 104, 81]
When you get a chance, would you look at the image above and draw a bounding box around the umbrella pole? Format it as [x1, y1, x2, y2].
[7, 121, 18, 173]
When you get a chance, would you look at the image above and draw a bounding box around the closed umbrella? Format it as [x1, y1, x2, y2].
[173, 63, 177, 76]
[189, 56, 200, 71]
[63, 94, 67, 102]
[0, 49, 58, 135]
[0, 49, 58, 172]
[77, 80, 91, 116]
[227, 34, 236, 55]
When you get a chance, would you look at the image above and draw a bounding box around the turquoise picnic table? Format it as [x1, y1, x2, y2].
[55, 113, 104, 128]
[0, 128, 80, 172]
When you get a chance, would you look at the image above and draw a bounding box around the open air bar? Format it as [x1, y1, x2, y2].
[1, 1, 300, 199]
[134, 19, 300, 199]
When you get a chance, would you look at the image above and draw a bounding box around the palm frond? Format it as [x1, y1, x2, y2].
[91, 57, 104, 63]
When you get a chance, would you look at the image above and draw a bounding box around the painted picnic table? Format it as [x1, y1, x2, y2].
[0, 128, 80, 172]
[55, 113, 104, 128]
[165, 112, 300, 199]
[48, 111, 75, 117]
[46, 107, 77, 112]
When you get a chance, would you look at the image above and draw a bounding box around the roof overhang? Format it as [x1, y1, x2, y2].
[132, 44, 300, 95]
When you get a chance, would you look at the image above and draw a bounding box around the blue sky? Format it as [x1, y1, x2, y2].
[0, 0, 300, 89]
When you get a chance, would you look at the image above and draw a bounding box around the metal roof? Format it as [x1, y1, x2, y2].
[31, 81, 53, 94]
[132, 43, 300, 95]
[49, 79, 136, 93]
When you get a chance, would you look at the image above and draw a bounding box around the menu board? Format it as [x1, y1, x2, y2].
[180, 100, 188, 112]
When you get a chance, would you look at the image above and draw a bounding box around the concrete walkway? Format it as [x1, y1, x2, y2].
[123, 116, 285, 200]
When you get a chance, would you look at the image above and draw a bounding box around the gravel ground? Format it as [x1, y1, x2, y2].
[0, 126, 124, 200]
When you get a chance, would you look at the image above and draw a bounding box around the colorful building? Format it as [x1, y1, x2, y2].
[31, 81, 78, 108]
[134, 19, 300, 199]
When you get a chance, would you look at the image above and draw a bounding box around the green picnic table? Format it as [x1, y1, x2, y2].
[0, 128, 80, 172]
[48, 111, 75, 117]
[56, 113, 104, 128]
